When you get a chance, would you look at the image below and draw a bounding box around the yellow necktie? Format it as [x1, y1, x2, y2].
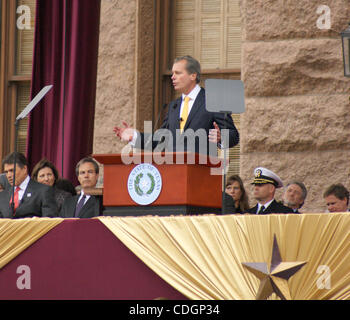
[180, 96, 190, 133]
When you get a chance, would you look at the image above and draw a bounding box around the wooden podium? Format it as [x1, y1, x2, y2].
[93, 152, 223, 216]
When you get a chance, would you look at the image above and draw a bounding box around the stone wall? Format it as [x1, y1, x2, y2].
[94, 0, 155, 153]
[240, 0, 350, 212]
[93, 0, 137, 155]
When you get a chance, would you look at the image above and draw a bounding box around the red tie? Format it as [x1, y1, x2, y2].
[11, 187, 20, 213]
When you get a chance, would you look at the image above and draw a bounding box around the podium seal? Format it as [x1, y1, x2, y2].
[127, 163, 162, 205]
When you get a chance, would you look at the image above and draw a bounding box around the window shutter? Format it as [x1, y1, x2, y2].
[175, 0, 241, 69]
[16, 83, 30, 154]
[15, 0, 35, 75]
[15, 0, 35, 154]
[227, 114, 240, 176]
[174, 0, 196, 58]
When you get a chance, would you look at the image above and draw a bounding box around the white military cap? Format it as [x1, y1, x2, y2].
[251, 167, 283, 188]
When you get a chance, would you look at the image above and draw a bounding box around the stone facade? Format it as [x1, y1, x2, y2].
[94, 0, 350, 212]
[94, 0, 137, 156]
[240, 0, 350, 212]
[94, 0, 155, 153]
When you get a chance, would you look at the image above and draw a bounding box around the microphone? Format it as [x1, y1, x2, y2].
[153, 103, 168, 132]
[144, 103, 168, 150]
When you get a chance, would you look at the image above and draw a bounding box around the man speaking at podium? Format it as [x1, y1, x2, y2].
[114, 56, 239, 156]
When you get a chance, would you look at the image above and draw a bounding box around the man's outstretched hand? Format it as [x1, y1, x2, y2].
[113, 121, 135, 142]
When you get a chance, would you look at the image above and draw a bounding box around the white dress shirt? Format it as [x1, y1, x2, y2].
[179, 84, 201, 119]
[77, 190, 90, 206]
[256, 199, 274, 214]
[16, 175, 30, 201]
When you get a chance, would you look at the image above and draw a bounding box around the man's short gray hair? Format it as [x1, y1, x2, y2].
[75, 157, 99, 176]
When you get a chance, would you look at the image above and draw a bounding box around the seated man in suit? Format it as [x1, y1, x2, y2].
[60, 157, 102, 218]
[246, 167, 294, 215]
[282, 181, 308, 213]
[323, 183, 349, 213]
[114, 55, 239, 156]
[0, 152, 58, 218]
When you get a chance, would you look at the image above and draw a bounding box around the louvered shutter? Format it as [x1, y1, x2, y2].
[15, 0, 35, 154]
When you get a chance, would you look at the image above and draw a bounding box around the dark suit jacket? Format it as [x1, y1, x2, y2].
[246, 200, 295, 215]
[54, 187, 72, 212]
[0, 173, 10, 190]
[222, 192, 237, 214]
[137, 88, 239, 155]
[59, 195, 102, 218]
[0, 179, 58, 219]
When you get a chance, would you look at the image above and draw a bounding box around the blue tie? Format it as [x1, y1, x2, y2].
[74, 195, 86, 217]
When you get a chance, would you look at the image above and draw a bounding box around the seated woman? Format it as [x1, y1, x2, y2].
[225, 175, 250, 214]
[31, 158, 73, 211]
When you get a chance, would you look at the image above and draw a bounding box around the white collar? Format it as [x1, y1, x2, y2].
[17, 175, 30, 191]
[182, 84, 201, 101]
[258, 199, 274, 211]
[79, 190, 91, 201]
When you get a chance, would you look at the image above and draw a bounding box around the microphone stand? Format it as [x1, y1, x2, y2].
[10, 119, 20, 216]
[204, 79, 245, 215]
[9, 85, 53, 216]
[153, 103, 167, 133]
[145, 103, 168, 150]
[220, 112, 231, 215]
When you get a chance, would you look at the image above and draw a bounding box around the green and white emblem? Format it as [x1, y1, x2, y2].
[127, 164, 162, 205]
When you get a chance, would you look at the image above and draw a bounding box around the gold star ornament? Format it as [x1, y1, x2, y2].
[242, 235, 307, 300]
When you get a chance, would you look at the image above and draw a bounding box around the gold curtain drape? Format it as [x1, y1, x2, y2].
[98, 213, 350, 300]
[0, 218, 63, 269]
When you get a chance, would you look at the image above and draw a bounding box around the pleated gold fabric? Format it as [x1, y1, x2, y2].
[98, 213, 350, 300]
[0, 218, 63, 269]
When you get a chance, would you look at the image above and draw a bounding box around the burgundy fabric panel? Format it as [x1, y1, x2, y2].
[0, 219, 186, 300]
[27, 0, 101, 185]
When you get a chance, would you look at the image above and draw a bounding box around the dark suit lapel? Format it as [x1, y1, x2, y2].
[14, 180, 34, 217]
[183, 88, 204, 131]
[249, 203, 272, 214]
[77, 196, 95, 218]
[265, 200, 277, 214]
[171, 97, 182, 130]
[250, 204, 258, 214]
[72, 195, 79, 212]
[261, 200, 280, 214]
[65, 195, 79, 218]
[2, 189, 12, 218]
[18, 180, 34, 209]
